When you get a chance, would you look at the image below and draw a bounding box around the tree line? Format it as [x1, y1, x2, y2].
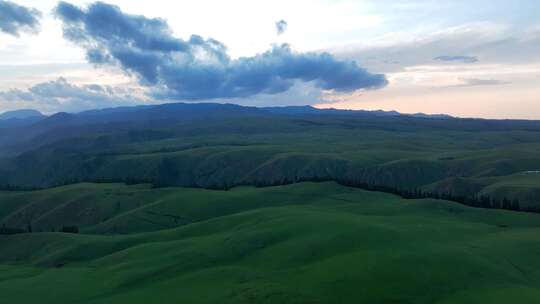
[334, 178, 524, 212]
[0, 224, 79, 235]
[250, 176, 529, 212]
[0, 173, 537, 234]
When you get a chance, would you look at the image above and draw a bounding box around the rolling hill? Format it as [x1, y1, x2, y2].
[1, 182, 540, 303]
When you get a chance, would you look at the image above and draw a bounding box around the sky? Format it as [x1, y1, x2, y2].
[0, 0, 539, 119]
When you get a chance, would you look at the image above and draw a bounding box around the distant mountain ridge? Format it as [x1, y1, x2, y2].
[0, 109, 45, 121]
[1, 103, 452, 135]
[262, 105, 452, 119]
[0, 109, 46, 129]
[0, 103, 452, 125]
[72, 103, 452, 119]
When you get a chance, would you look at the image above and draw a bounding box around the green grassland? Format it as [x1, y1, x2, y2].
[3, 114, 540, 209]
[1, 182, 540, 303]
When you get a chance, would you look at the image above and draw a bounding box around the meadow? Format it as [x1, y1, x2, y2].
[1, 182, 540, 303]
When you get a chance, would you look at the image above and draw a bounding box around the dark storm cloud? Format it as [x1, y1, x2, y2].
[434, 55, 479, 63]
[0, 0, 41, 36]
[54, 1, 387, 101]
[276, 20, 288, 35]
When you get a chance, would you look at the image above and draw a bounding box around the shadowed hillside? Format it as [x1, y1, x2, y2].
[1, 103, 540, 208]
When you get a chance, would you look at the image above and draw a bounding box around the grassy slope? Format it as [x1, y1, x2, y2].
[5, 116, 540, 207]
[424, 173, 540, 208]
[1, 182, 540, 303]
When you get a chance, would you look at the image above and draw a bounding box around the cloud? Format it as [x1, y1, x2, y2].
[54, 1, 387, 102]
[0, 0, 41, 36]
[335, 22, 540, 73]
[454, 78, 511, 87]
[434, 55, 479, 63]
[276, 20, 288, 35]
[0, 77, 145, 113]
